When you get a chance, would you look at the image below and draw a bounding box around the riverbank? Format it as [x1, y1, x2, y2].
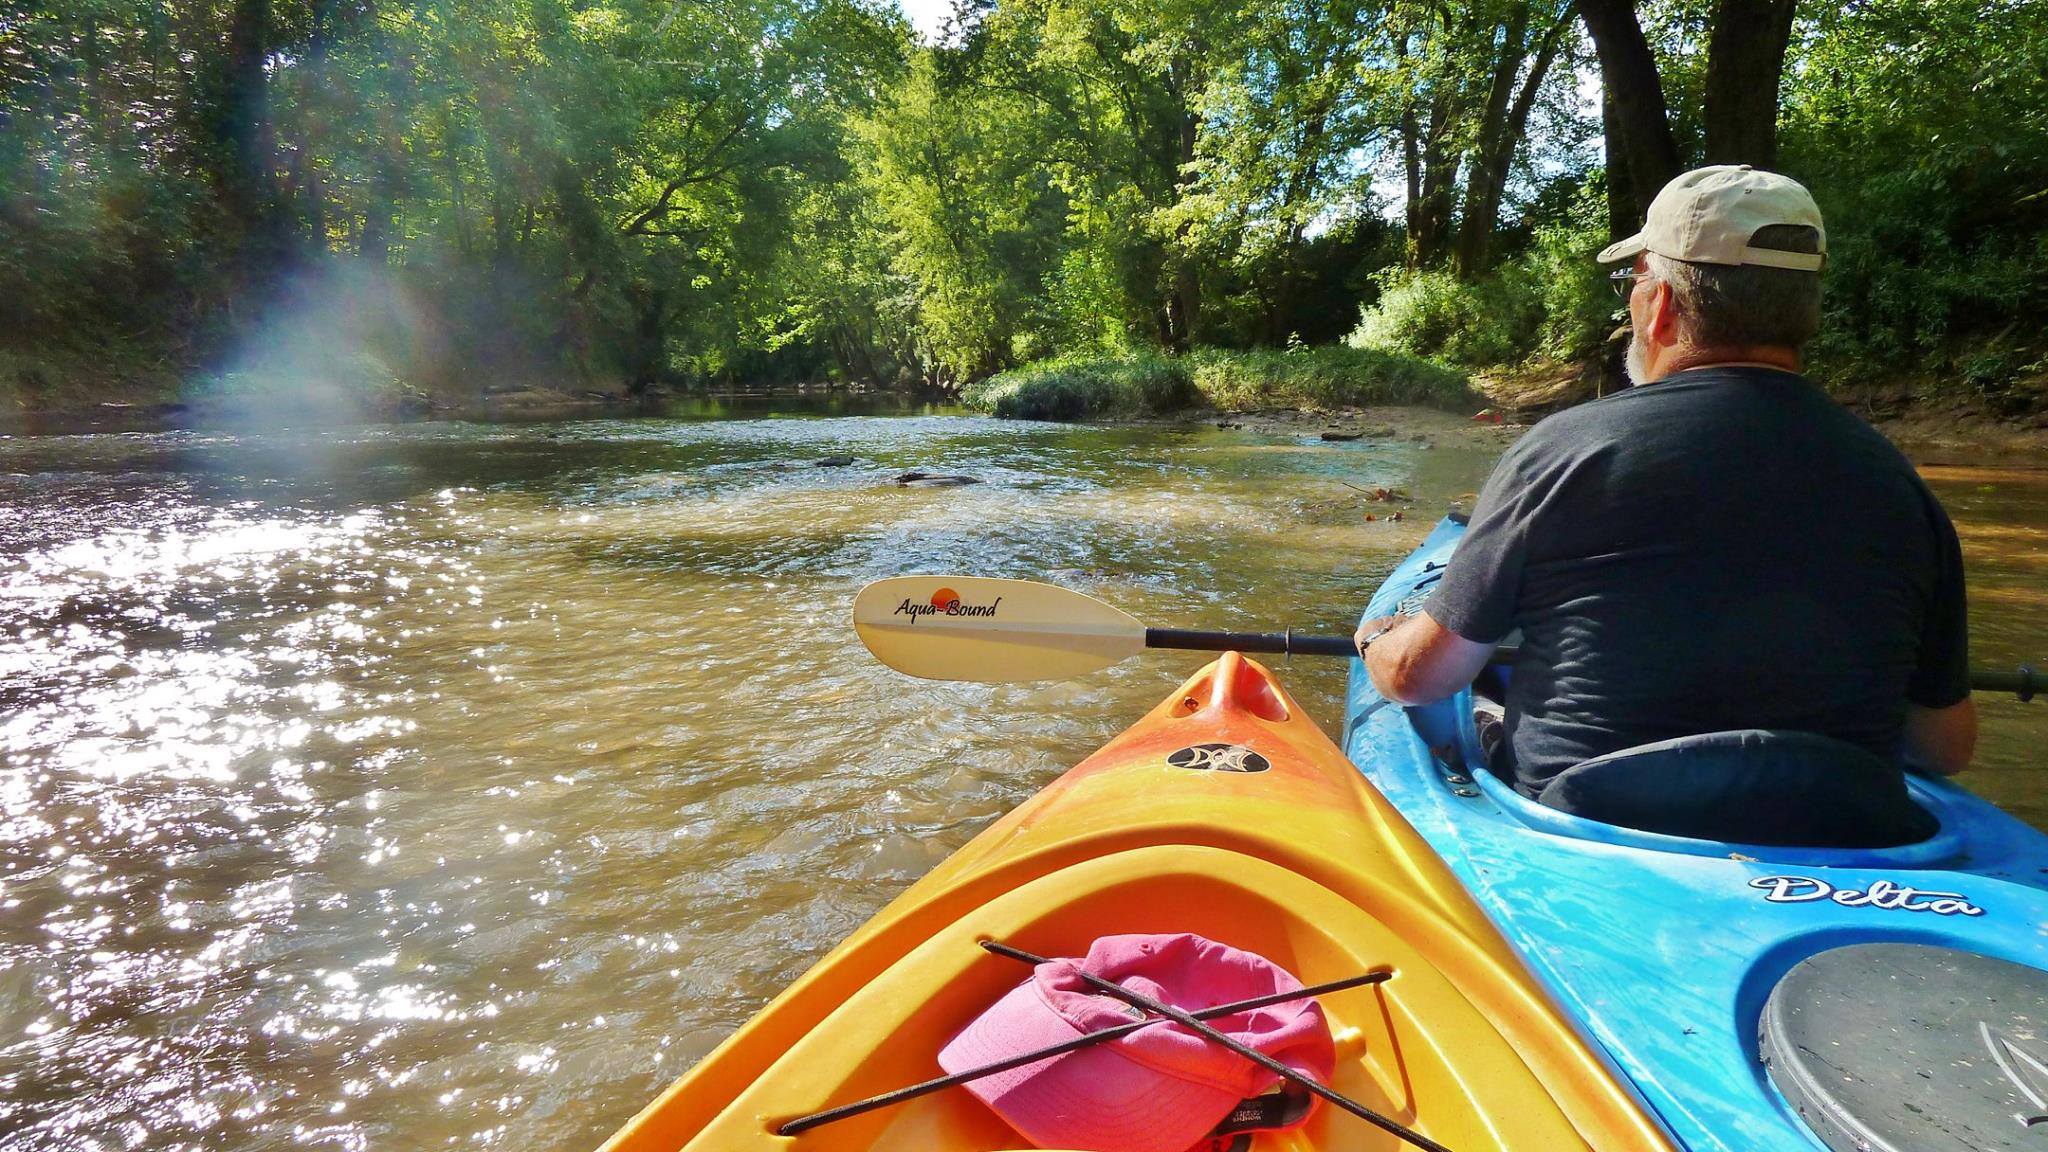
[9, 340, 2044, 461]
[958, 347, 1480, 420]
[0, 344, 920, 434]
[959, 348, 2048, 461]
[1471, 357, 2048, 461]
[0, 343, 624, 427]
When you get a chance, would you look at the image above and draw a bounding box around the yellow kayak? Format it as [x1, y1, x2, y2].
[597, 654, 1674, 1151]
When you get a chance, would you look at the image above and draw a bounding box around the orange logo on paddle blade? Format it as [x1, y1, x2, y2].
[892, 587, 1002, 622]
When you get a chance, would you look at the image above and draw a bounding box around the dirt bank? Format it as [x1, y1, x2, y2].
[1473, 359, 2048, 463]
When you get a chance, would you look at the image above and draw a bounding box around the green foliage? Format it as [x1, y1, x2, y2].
[960, 351, 1196, 419]
[1777, 0, 2048, 404]
[855, 54, 1061, 383]
[3, 0, 2044, 418]
[1348, 182, 1612, 370]
[1519, 184, 1618, 362]
[1187, 346, 1477, 411]
[961, 346, 1474, 420]
[1349, 268, 1543, 368]
[1042, 202, 1146, 356]
[0, 0, 916, 393]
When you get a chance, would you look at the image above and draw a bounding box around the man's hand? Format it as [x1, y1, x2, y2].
[1353, 614, 1408, 657]
[1902, 698, 1976, 776]
[1362, 610, 1498, 706]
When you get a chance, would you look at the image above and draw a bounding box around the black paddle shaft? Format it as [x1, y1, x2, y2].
[1143, 629, 2039, 701]
[1145, 628, 1357, 658]
[1974, 665, 2040, 701]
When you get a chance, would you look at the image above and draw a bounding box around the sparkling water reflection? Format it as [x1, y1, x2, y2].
[0, 407, 2041, 1151]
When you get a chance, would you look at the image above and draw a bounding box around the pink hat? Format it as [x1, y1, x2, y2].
[938, 933, 1335, 1152]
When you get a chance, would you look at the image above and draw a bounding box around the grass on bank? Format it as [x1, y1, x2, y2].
[959, 346, 1479, 420]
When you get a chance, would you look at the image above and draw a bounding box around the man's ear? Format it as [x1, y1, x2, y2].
[1644, 281, 1681, 344]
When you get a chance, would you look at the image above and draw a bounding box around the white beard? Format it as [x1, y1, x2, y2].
[1624, 332, 1650, 387]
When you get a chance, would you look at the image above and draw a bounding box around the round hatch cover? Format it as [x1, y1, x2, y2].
[1760, 942, 2048, 1152]
[1165, 743, 1270, 773]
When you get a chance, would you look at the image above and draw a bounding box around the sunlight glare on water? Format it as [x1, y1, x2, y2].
[0, 406, 2041, 1151]
[0, 408, 1477, 1150]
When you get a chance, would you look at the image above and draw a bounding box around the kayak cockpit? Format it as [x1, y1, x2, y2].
[1402, 685, 1968, 866]
[603, 844, 1642, 1151]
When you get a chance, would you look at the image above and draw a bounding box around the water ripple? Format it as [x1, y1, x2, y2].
[1, 410, 2037, 1151]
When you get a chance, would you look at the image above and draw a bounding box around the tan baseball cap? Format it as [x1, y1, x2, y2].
[1597, 164, 1826, 271]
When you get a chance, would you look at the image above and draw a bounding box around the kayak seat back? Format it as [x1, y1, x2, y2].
[1535, 729, 1938, 849]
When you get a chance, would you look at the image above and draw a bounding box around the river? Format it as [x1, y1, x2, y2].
[2, 400, 2042, 1151]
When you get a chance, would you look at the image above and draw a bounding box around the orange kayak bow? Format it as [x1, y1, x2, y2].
[597, 654, 1674, 1151]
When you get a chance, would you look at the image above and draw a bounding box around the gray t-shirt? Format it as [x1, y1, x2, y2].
[1426, 367, 1969, 795]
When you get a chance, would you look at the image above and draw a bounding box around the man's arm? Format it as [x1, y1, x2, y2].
[1356, 610, 1497, 705]
[1903, 488, 1972, 776]
[1902, 699, 1975, 776]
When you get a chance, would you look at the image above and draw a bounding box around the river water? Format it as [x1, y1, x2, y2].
[2, 401, 2042, 1151]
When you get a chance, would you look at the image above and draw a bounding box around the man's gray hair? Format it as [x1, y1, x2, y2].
[1644, 224, 1824, 349]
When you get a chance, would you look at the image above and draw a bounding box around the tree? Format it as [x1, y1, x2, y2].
[1579, 0, 1680, 217]
[1163, 0, 1385, 340]
[1701, 0, 1798, 168]
[1452, 0, 1579, 275]
[6, 0, 2041, 404]
[1582, 0, 1804, 216]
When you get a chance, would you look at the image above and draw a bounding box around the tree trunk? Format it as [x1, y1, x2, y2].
[1454, 6, 1531, 277]
[1702, 0, 1798, 167]
[300, 0, 335, 255]
[1456, 3, 1574, 277]
[360, 202, 391, 264]
[1579, 0, 1679, 217]
[1395, 34, 1431, 269]
[446, 112, 471, 257]
[851, 320, 885, 385]
[1267, 106, 1334, 341]
[1401, 95, 1422, 258]
[1164, 54, 1201, 350]
[627, 284, 667, 396]
[358, 1, 405, 265]
[213, 0, 282, 272]
[300, 155, 326, 254]
[1602, 89, 1638, 241]
[360, 149, 402, 263]
[492, 183, 516, 271]
[1411, 84, 1461, 268]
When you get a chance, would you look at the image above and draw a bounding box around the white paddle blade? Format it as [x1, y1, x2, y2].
[851, 575, 1148, 682]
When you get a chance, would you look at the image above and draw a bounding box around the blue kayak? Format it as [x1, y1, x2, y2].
[1343, 515, 2048, 1152]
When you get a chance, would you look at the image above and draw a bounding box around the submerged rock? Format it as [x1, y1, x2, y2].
[894, 470, 981, 487]
[813, 455, 856, 468]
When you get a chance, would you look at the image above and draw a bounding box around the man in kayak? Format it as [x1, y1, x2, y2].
[1355, 165, 1975, 825]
